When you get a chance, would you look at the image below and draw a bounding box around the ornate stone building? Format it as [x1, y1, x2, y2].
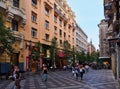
[0, 0, 26, 74]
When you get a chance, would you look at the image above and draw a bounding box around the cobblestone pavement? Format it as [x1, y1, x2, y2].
[0, 69, 119, 89]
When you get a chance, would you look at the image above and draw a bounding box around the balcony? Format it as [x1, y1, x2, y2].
[54, 7, 68, 21]
[0, 0, 6, 10]
[7, 6, 26, 26]
[104, 2, 112, 10]
[54, 7, 60, 14]
[8, 6, 26, 20]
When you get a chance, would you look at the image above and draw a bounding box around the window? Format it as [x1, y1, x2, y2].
[68, 35, 70, 41]
[45, 34, 49, 41]
[64, 22, 66, 28]
[54, 15, 57, 22]
[59, 19, 62, 26]
[31, 12, 37, 22]
[31, 27, 37, 38]
[12, 19, 18, 31]
[32, 0, 37, 6]
[64, 32, 66, 38]
[13, 0, 19, 8]
[72, 38, 74, 43]
[54, 26, 57, 32]
[59, 29, 62, 37]
[45, 20, 49, 29]
[45, 7, 49, 15]
[60, 40, 62, 46]
[54, 4, 57, 9]
[68, 25, 71, 32]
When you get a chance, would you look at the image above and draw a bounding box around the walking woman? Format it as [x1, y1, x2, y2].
[42, 65, 48, 81]
[13, 66, 21, 89]
[79, 65, 85, 80]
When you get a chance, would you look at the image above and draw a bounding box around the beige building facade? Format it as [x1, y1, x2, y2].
[23, 0, 76, 70]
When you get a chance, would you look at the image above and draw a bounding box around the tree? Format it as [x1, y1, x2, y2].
[63, 40, 71, 59]
[0, 16, 16, 55]
[50, 37, 58, 68]
[31, 41, 41, 61]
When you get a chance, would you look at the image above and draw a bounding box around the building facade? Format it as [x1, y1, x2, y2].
[103, 0, 120, 80]
[0, 0, 26, 74]
[23, 0, 76, 71]
[87, 41, 96, 55]
[0, 0, 88, 73]
[98, 20, 109, 57]
[76, 24, 88, 53]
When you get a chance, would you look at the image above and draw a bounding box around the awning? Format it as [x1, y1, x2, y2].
[58, 51, 65, 58]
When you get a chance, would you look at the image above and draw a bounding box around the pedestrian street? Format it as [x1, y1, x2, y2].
[0, 69, 119, 89]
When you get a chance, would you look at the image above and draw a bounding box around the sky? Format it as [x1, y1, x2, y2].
[66, 0, 104, 49]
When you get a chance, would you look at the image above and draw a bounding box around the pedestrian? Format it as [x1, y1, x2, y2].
[13, 66, 21, 89]
[79, 65, 85, 80]
[74, 66, 79, 79]
[42, 65, 48, 81]
[85, 64, 89, 73]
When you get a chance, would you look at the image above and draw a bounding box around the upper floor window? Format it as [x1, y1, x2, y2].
[54, 26, 57, 32]
[31, 27, 37, 38]
[59, 29, 62, 37]
[64, 22, 66, 29]
[54, 15, 57, 22]
[54, 4, 57, 9]
[32, 0, 37, 6]
[64, 32, 66, 38]
[68, 25, 71, 32]
[45, 20, 49, 29]
[72, 38, 74, 43]
[45, 7, 49, 15]
[13, 0, 19, 8]
[45, 34, 49, 41]
[31, 11, 37, 23]
[59, 19, 62, 26]
[68, 35, 70, 41]
[60, 40, 62, 46]
[12, 19, 18, 31]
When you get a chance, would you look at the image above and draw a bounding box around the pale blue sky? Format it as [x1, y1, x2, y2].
[66, 0, 104, 49]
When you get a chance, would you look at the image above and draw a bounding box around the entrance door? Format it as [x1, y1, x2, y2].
[11, 52, 19, 66]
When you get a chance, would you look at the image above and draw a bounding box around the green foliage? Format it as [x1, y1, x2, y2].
[63, 40, 71, 58]
[50, 37, 58, 57]
[50, 37, 58, 66]
[0, 16, 16, 55]
[31, 41, 41, 61]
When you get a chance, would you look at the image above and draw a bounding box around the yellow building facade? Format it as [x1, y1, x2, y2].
[0, 0, 26, 74]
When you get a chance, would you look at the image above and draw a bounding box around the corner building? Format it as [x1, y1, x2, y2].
[24, 0, 76, 71]
[0, 0, 26, 73]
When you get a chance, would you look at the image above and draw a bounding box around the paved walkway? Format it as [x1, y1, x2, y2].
[0, 69, 119, 89]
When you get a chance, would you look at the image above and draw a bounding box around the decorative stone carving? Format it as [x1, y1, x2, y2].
[6, 11, 14, 22]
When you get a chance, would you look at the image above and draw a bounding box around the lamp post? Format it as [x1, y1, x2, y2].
[28, 40, 32, 71]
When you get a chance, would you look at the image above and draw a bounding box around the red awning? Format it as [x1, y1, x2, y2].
[58, 51, 65, 58]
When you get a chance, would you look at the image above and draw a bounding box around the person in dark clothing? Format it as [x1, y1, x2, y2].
[13, 66, 21, 89]
[42, 65, 48, 81]
[79, 65, 84, 80]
